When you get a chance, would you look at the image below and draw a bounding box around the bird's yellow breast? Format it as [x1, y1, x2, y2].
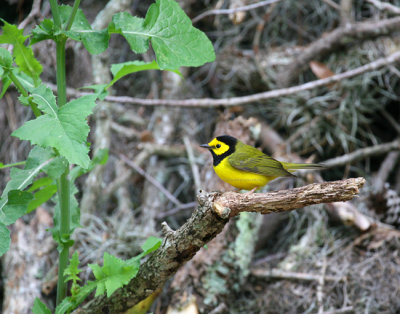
[213, 157, 275, 190]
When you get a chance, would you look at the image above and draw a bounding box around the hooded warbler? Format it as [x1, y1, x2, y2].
[200, 135, 323, 190]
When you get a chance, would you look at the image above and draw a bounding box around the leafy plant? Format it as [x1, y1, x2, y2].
[0, 0, 215, 311]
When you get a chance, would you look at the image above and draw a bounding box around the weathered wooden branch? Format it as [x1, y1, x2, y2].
[75, 177, 365, 313]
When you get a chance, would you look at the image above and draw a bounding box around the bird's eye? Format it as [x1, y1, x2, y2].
[216, 144, 221, 148]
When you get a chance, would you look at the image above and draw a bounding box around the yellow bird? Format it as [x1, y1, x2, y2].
[200, 135, 323, 190]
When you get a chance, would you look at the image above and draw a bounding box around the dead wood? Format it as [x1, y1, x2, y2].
[75, 177, 365, 313]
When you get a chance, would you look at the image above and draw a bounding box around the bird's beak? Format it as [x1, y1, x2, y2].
[200, 144, 214, 149]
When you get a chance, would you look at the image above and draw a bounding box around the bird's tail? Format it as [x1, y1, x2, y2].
[281, 162, 325, 171]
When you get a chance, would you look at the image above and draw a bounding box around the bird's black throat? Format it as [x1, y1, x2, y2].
[211, 135, 237, 166]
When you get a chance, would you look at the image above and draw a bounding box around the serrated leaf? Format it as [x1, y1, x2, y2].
[0, 223, 10, 257]
[89, 252, 140, 298]
[64, 251, 81, 283]
[59, 5, 109, 54]
[111, 0, 215, 69]
[31, 19, 55, 44]
[12, 85, 97, 168]
[32, 298, 52, 314]
[0, 47, 13, 69]
[143, 0, 215, 69]
[0, 20, 42, 83]
[110, 13, 148, 53]
[107, 60, 180, 89]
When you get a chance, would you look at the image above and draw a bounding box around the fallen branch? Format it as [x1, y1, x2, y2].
[76, 177, 365, 313]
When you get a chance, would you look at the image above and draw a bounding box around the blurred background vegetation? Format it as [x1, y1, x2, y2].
[1, 0, 400, 313]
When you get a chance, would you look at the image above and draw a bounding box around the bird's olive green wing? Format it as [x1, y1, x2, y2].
[228, 149, 294, 177]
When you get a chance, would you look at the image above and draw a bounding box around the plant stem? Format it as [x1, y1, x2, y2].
[50, 0, 73, 305]
[56, 39, 67, 107]
[49, 0, 62, 28]
[66, 0, 81, 31]
[56, 170, 70, 305]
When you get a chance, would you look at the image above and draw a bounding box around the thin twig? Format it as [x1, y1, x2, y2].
[367, 0, 400, 15]
[251, 268, 344, 282]
[19, 0, 42, 29]
[49, 51, 400, 108]
[120, 154, 182, 207]
[183, 136, 201, 192]
[192, 0, 281, 23]
[322, 139, 400, 168]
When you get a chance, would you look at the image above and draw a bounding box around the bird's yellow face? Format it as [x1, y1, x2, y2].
[206, 138, 231, 156]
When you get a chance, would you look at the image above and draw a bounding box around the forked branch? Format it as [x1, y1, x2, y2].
[76, 177, 365, 313]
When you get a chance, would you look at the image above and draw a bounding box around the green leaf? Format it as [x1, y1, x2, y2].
[107, 60, 180, 89]
[13, 69, 36, 92]
[27, 183, 57, 213]
[110, 13, 148, 53]
[55, 281, 97, 314]
[0, 223, 10, 257]
[12, 85, 97, 168]
[0, 75, 11, 98]
[59, 5, 109, 55]
[89, 252, 140, 298]
[64, 251, 81, 284]
[0, 20, 42, 83]
[70, 148, 109, 181]
[32, 298, 52, 314]
[31, 19, 55, 44]
[0, 146, 60, 225]
[141, 236, 162, 255]
[0, 47, 13, 69]
[112, 0, 215, 69]
[80, 84, 108, 100]
[1, 190, 33, 225]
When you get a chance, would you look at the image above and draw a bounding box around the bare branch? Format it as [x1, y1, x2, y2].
[50, 50, 400, 108]
[322, 139, 400, 168]
[367, 0, 400, 15]
[192, 0, 281, 23]
[76, 177, 365, 313]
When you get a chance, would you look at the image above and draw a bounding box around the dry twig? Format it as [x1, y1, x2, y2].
[322, 139, 400, 168]
[367, 0, 400, 15]
[192, 0, 281, 23]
